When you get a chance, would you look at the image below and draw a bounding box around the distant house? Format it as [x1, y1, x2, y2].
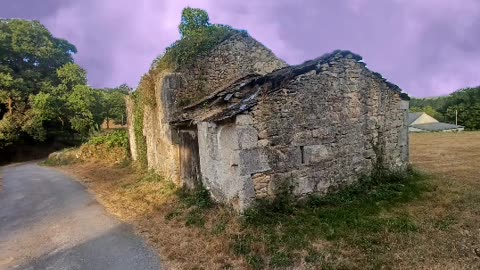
[408, 112, 464, 132]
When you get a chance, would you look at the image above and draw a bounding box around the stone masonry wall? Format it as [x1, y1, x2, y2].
[130, 33, 286, 183]
[174, 33, 287, 107]
[125, 96, 138, 161]
[247, 57, 409, 199]
[197, 115, 265, 211]
[142, 72, 183, 183]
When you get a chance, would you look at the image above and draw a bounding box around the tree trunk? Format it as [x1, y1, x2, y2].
[7, 97, 13, 115]
[58, 116, 64, 128]
[106, 117, 110, 129]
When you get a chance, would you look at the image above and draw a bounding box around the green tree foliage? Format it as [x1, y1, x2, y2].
[0, 19, 76, 115]
[179, 8, 210, 38]
[0, 19, 114, 148]
[410, 87, 480, 130]
[150, 7, 237, 71]
[99, 84, 130, 128]
[0, 19, 78, 147]
[67, 85, 102, 135]
[29, 63, 104, 138]
[57, 62, 87, 88]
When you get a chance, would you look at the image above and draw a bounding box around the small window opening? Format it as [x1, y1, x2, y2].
[300, 146, 305, 164]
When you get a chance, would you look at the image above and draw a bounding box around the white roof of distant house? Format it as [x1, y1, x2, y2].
[408, 112, 464, 132]
[408, 112, 438, 125]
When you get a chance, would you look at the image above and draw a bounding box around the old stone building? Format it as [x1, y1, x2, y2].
[127, 32, 410, 210]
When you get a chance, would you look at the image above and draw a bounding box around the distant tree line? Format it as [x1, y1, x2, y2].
[410, 87, 480, 130]
[0, 19, 128, 151]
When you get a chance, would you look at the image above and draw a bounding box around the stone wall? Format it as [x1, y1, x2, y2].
[197, 115, 266, 211]
[125, 32, 409, 211]
[247, 57, 409, 200]
[125, 96, 138, 161]
[142, 72, 182, 183]
[127, 33, 286, 183]
[173, 32, 287, 108]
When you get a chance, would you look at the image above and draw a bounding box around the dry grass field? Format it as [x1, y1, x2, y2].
[404, 132, 480, 269]
[51, 131, 480, 269]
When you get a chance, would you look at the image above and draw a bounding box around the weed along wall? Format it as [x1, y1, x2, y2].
[127, 26, 410, 211]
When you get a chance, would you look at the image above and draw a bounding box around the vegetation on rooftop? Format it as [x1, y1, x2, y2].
[150, 8, 238, 72]
[131, 7, 239, 167]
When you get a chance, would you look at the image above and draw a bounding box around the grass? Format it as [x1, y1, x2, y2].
[234, 168, 428, 268]
[52, 131, 480, 269]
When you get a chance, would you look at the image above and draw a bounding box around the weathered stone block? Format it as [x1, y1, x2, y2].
[400, 100, 409, 110]
[239, 148, 270, 176]
[293, 176, 316, 195]
[236, 114, 254, 126]
[237, 126, 258, 149]
[304, 144, 330, 164]
[258, 139, 270, 147]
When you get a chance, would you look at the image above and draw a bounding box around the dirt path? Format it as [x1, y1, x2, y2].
[0, 162, 162, 270]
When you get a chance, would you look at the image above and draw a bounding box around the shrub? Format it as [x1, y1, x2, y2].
[87, 130, 129, 149]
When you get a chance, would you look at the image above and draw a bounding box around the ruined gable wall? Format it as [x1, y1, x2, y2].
[173, 33, 287, 108]
[143, 73, 183, 183]
[125, 96, 138, 161]
[248, 57, 409, 199]
[135, 34, 286, 184]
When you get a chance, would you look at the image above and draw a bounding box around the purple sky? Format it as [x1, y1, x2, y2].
[1, 0, 479, 97]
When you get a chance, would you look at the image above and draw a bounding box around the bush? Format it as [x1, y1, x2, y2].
[87, 130, 129, 149]
[43, 149, 78, 166]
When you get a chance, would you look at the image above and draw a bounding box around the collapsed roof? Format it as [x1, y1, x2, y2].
[171, 50, 409, 127]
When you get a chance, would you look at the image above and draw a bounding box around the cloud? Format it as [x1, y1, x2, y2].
[1, 0, 479, 97]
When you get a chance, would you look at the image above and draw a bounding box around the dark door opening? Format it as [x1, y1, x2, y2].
[178, 128, 202, 189]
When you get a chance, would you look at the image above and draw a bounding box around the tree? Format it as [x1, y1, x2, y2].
[100, 84, 130, 128]
[67, 85, 102, 136]
[56, 62, 87, 89]
[0, 19, 76, 114]
[0, 19, 77, 147]
[29, 63, 104, 138]
[179, 7, 210, 38]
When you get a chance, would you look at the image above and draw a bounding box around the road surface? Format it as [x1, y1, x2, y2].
[0, 162, 162, 270]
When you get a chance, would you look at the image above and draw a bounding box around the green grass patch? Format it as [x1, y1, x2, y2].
[165, 185, 216, 228]
[236, 168, 429, 268]
[121, 171, 175, 192]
